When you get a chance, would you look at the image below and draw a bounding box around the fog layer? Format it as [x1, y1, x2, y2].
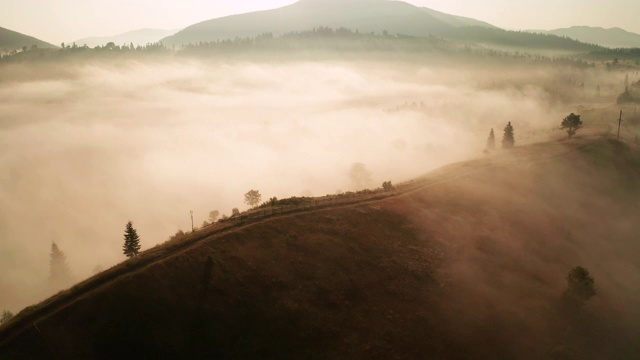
[0, 59, 608, 311]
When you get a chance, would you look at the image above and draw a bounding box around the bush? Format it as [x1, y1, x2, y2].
[563, 266, 596, 307]
[617, 87, 635, 104]
[169, 229, 186, 241]
[259, 196, 313, 208]
[382, 181, 394, 191]
[232, 208, 240, 216]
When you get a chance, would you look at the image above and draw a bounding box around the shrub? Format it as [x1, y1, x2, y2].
[563, 266, 596, 307]
[169, 229, 186, 241]
[382, 181, 394, 191]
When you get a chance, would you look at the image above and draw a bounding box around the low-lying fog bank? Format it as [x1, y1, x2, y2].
[0, 58, 628, 311]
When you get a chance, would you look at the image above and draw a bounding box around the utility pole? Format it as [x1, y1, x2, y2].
[189, 210, 194, 232]
[617, 110, 623, 142]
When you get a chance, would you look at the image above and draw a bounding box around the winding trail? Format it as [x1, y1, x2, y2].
[0, 131, 610, 353]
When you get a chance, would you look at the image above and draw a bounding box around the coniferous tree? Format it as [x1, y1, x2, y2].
[49, 242, 71, 288]
[123, 221, 141, 258]
[502, 122, 515, 149]
[486, 128, 496, 150]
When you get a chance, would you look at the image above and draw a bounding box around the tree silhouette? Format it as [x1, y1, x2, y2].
[123, 221, 141, 258]
[49, 242, 71, 288]
[563, 266, 595, 307]
[208, 210, 219, 223]
[617, 87, 634, 104]
[244, 190, 262, 208]
[348, 162, 373, 189]
[502, 122, 515, 149]
[0, 310, 13, 325]
[486, 128, 496, 150]
[560, 113, 583, 138]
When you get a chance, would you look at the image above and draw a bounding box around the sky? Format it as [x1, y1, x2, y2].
[1, 0, 640, 48]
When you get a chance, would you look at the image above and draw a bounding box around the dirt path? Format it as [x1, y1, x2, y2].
[0, 131, 609, 352]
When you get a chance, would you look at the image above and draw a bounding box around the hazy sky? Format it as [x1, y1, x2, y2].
[1, 0, 640, 48]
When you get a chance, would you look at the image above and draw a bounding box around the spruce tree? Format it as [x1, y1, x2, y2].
[502, 122, 515, 149]
[49, 242, 71, 288]
[486, 128, 496, 150]
[123, 221, 141, 258]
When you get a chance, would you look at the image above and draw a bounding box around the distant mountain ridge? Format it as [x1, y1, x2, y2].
[162, 0, 496, 46]
[536, 26, 640, 48]
[0, 26, 57, 52]
[74, 28, 180, 48]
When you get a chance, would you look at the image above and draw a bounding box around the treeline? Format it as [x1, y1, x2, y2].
[0, 40, 168, 63]
[0, 26, 598, 67]
[445, 27, 604, 52]
[586, 47, 640, 63]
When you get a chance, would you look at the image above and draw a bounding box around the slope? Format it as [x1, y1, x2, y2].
[73, 28, 181, 48]
[446, 26, 604, 52]
[0, 26, 57, 52]
[544, 26, 640, 49]
[162, 0, 495, 46]
[1, 134, 639, 359]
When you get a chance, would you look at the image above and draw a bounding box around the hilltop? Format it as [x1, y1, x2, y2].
[0, 26, 57, 52]
[161, 0, 495, 46]
[540, 26, 640, 49]
[1, 126, 639, 359]
[73, 28, 180, 48]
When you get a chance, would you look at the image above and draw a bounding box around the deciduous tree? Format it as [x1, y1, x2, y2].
[349, 162, 373, 189]
[208, 210, 219, 223]
[244, 190, 262, 208]
[560, 113, 583, 138]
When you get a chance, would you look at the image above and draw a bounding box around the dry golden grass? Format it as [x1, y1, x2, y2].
[2, 134, 640, 359]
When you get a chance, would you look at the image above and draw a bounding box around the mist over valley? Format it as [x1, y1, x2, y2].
[1, 1, 640, 358]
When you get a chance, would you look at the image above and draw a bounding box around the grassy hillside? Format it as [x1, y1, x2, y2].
[0, 26, 56, 52]
[1, 133, 639, 359]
